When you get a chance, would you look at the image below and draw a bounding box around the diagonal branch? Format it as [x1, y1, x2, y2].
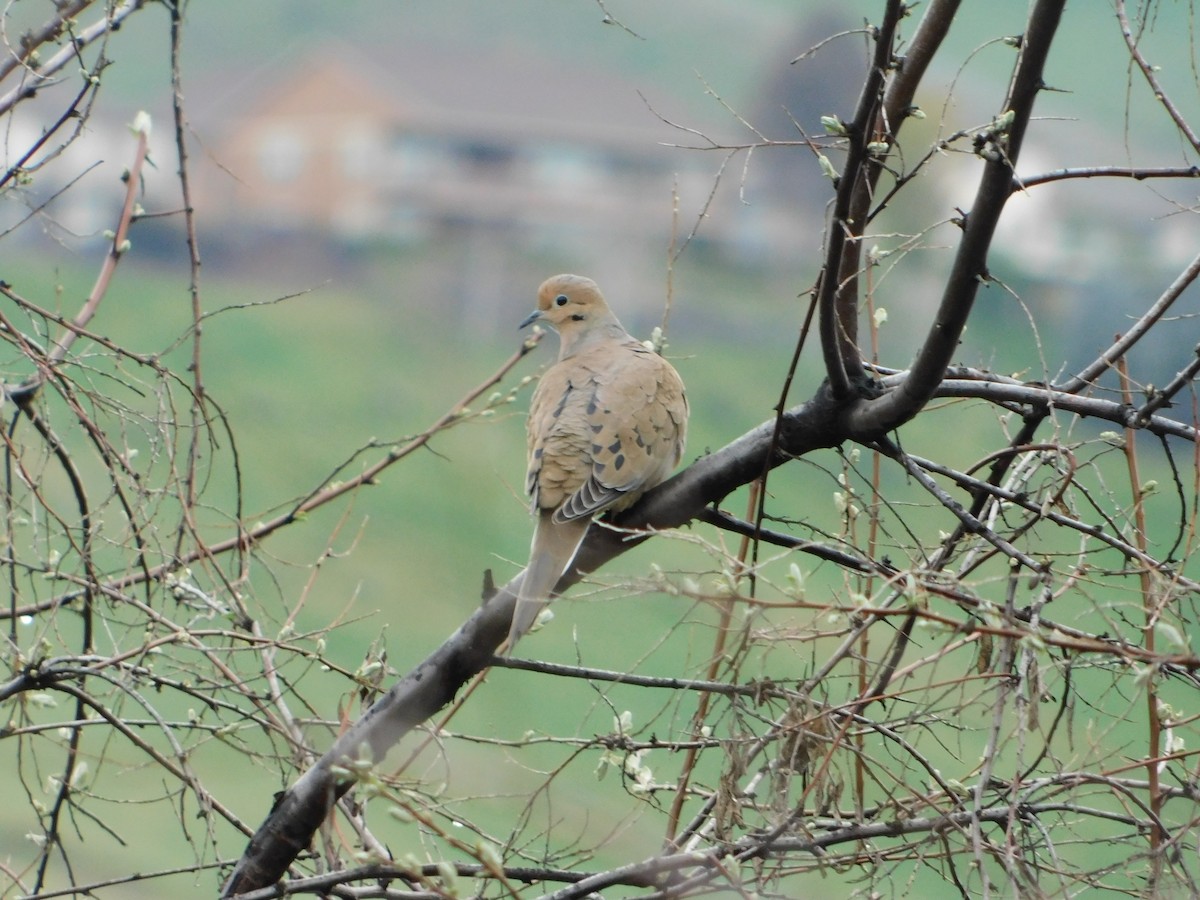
[844, 0, 1067, 436]
[1057, 249, 1200, 394]
[815, 0, 963, 401]
[220, 390, 845, 895]
[818, 0, 906, 398]
[223, 342, 1197, 894]
[6, 115, 151, 407]
[0, 0, 145, 118]
[1115, 0, 1200, 152]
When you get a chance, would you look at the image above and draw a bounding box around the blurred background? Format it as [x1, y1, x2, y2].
[2, 1, 1198, 893]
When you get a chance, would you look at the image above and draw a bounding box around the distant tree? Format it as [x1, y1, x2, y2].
[3, 1, 1199, 898]
[752, 9, 867, 210]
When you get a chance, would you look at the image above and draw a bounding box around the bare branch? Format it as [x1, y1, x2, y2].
[845, 0, 1067, 435]
[0, 0, 145, 118]
[1058, 249, 1200, 394]
[1115, 0, 1200, 152]
[1017, 164, 1200, 190]
[817, 0, 908, 398]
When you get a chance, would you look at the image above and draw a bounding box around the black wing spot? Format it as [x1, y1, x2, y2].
[607, 439, 622, 454]
[553, 386, 573, 417]
[614, 453, 626, 471]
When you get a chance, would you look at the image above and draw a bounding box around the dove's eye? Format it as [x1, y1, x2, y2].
[555, 294, 569, 306]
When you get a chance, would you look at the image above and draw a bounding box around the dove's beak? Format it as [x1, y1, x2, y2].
[518, 309, 542, 330]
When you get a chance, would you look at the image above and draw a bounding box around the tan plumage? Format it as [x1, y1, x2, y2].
[508, 274, 688, 651]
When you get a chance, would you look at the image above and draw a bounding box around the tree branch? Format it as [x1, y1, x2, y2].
[0, 0, 145, 118]
[221, 389, 846, 895]
[224, 325, 1198, 893]
[1057, 248, 1200, 394]
[844, 0, 1067, 436]
[817, 0, 906, 398]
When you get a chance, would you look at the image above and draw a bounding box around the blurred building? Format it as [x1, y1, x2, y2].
[190, 43, 732, 255]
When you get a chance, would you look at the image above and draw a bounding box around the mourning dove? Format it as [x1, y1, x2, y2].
[508, 274, 688, 651]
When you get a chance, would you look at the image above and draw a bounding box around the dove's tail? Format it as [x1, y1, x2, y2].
[507, 511, 590, 652]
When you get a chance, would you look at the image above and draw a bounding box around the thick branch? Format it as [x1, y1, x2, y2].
[882, 0, 962, 128]
[931, 377, 1197, 442]
[222, 335, 1200, 894]
[818, 0, 906, 398]
[844, 0, 1067, 436]
[816, 0, 962, 401]
[217, 385, 1192, 893]
[221, 394, 842, 895]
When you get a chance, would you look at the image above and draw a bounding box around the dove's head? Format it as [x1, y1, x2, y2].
[520, 274, 623, 355]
